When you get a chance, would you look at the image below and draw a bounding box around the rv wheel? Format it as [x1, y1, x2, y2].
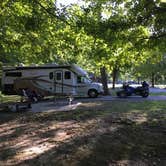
[88, 89, 98, 98]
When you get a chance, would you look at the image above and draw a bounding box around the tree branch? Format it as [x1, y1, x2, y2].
[33, 0, 71, 26]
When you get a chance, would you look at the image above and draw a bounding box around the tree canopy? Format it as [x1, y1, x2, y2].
[0, 0, 166, 87]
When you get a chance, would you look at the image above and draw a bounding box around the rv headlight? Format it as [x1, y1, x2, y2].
[98, 84, 103, 91]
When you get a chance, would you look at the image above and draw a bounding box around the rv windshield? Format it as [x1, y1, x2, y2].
[77, 76, 92, 84]
[84, 76, 92, 83]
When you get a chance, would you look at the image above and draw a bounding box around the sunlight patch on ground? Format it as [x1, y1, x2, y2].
[78, 102, 103, 109]
[0, 122, 26, 134]
[96, 124, 119, 135]
[126, 113, 148, 124]
[109, 160, 147, 166]
[0, 127, 15, 138]
[32, 102, 82, 112]
[15, 142, 55, 161]
[0, 119, 95, 165]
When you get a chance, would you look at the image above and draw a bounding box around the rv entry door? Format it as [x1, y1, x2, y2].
[54, 71, 63, 94]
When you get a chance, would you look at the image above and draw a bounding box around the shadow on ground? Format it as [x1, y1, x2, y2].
[0, 101, 166, 166]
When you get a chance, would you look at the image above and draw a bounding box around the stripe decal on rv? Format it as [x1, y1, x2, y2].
[16, 76, 87, 88]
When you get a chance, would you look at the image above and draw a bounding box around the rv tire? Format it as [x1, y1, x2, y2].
[88, 89, 98, 98]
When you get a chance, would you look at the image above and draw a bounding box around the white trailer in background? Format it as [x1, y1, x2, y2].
[1, 64, 103, 98]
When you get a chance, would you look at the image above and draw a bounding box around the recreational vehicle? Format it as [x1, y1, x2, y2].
[1, 64, 103, 98]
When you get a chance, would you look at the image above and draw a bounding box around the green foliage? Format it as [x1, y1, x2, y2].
[134, 49, 166, 83]
[0, 0, 165, 79]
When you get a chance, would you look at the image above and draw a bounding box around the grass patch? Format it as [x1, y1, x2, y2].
[0, 91, 20, 104]
[0, 100, 166, 166]
[150, 92, 166, 96]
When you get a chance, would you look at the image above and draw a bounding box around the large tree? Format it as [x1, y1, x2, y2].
[0, 0, 165, 92]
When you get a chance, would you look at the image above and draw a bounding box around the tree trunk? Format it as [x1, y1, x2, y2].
[100, 66, 109, 95]
[112, 67, 118, 89]
[151, 73, 155, 87]
[137, 77, 140, 84]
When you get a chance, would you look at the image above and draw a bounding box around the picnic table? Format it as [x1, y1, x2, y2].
[0, 89, 32, 112]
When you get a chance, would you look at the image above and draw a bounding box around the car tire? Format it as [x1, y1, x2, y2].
[142, 92, 149, 98]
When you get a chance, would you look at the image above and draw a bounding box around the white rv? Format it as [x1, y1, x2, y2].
[1, 64, 103, 98]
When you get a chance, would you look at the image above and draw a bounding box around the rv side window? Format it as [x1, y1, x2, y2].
[64, 71, 71, 79]
[77, 76, 81, 83]
[77, 76, 84, 83]
[56, 72, 62, 80]
[5, 72, 22, 77]
[49, 72, 53, 79]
